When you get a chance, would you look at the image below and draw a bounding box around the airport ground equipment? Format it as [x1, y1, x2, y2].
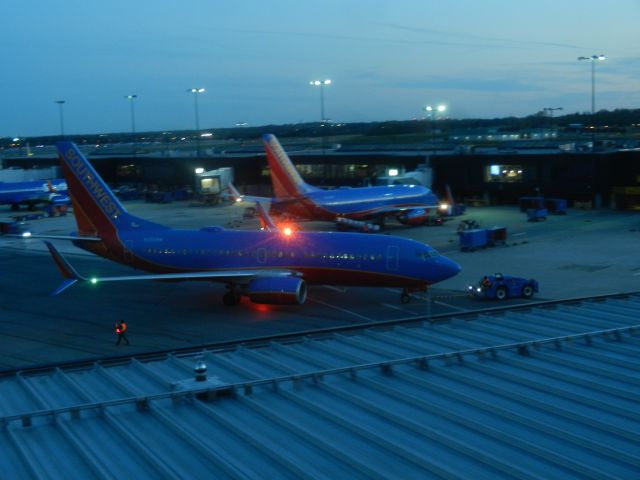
[468, 273, 538, 300]
[456, 219, 479, 233]
[10, 203, 68, 221]
[545, 198, 567, 214]
[520, 196, 567, 215]
[519, 196, 545, 212]
[459, 228, 488, 251]
[527, 208, 548, 222]
[486, 226, 507, 245]
[11, 212, 45, 221]
[0, 220, 30, 235]
[459, 226, 507, 251]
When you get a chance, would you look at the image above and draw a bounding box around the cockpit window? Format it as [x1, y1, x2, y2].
[417, 249, 439, 260]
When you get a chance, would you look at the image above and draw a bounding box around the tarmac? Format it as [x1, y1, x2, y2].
[1, 200, 639, 371]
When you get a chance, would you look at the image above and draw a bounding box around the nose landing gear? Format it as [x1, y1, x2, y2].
[401, 286, 427, 304]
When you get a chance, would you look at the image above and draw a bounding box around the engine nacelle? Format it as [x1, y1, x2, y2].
[397, 208, 429, 226]
[245, 277, 307, 305]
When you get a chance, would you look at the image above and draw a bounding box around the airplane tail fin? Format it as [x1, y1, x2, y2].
[55, 141, 167, 237]
[44, 241, 85, 295]
[262, 134, 317, 199]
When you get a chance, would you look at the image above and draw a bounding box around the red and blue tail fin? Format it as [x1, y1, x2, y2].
[55, 141, 167, 237]
[262, 134, 318, 199]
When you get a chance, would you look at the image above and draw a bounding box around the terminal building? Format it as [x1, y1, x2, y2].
[3, 145, 640, 209]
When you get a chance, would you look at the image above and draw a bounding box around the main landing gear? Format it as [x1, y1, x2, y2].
[401, 290, 411, 304]
[222, 286, 241, 306]
[401, 286, 427, 304]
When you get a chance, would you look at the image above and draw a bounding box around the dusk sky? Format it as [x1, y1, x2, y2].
[3, 0, 639, 137]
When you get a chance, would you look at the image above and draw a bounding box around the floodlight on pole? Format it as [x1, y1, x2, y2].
[55, 100, 66, 137]
[423, 104, 447, 156]
[125, 95, 137, 155]
[578, 54, 606, 115]
[309, 79, 331, 124]
[543, 107, 563, 118]
[187, 87, 206, 157]
[310, 79, 332, 156]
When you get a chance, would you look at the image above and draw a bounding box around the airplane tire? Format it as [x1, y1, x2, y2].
[495, 287, 507, 300]
[401, 292, 411, 304]
[522, 285, 534, 298]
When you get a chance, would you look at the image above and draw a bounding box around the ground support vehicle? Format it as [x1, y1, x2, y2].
[459, 226, 507, 250]
[527, 208, 548, 222]
[469, 273, 538, 300]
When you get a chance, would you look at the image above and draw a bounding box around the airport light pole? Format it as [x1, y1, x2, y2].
[188, 87, 205, 157]
[125, 95, 137, 155]
[310, 79, 331, 156]
[578, 55, 605, 151]
[543, 107, 563, 118]
[578, 55, 606, 115]
[543, 107, 563, 132]
[55, 100, 65, 137]
[424, 104, 446, 156]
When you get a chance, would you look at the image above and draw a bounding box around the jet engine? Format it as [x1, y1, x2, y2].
[245, 277, 307, 305]
[397, 208, 429, 226]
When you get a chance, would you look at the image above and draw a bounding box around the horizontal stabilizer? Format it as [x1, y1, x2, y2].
[44, 241, 86, 295]
[45, 241, 85, 280]
[50, 278, 78, 296]
[222, 183, 271, 204]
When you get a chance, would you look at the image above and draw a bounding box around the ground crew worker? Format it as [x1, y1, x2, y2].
[115, 320, 129, 345]
[481, 276, 491, 289]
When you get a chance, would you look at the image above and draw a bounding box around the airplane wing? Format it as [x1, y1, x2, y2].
[16, 234, 102, 241]
[44, 241, 298, 295]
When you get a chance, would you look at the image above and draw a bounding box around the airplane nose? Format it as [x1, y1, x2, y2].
[436, 256, 462, 282]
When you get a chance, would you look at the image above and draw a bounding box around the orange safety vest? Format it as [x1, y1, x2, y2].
[115, 322, 127, 334]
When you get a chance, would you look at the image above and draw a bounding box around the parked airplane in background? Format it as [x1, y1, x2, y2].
[0, 179, 68, 211]
[260, 134, 444, 230]
[40, 141, 460, 306]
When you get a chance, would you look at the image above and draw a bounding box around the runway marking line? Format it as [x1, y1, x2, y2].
[322, 285, 348, 293]
[307, 297, 375, 323]
[432, 300, 469, 312]
[381, 303, 416, 315]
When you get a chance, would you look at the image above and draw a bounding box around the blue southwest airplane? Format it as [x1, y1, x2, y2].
[257, 134, 443, 230]
[0, 179, 68, 211]
[40, 141, 460, 306]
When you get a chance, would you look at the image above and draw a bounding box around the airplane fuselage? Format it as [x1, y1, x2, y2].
[0, 180, 67, 206]
[75, 227, 458, 288]
[271, 184, 438, 221]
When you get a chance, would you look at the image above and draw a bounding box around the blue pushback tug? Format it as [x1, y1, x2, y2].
[469, 273, 538, 300]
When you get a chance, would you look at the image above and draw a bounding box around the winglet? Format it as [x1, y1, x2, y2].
[255, 201, 277, 232]
[44, 241, 86, 295]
